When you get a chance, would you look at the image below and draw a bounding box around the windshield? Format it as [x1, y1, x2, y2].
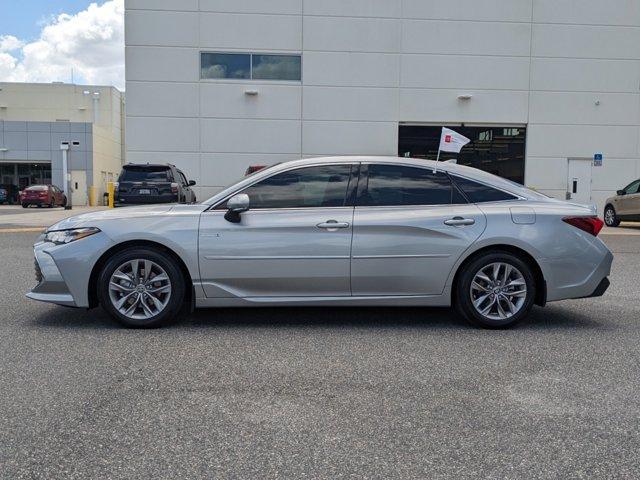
[26, 186, 48, 191]
[120, 166, 171, 182]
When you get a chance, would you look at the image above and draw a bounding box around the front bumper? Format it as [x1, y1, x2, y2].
[26, 232, 115, 308]
[27, 245, 77, 307]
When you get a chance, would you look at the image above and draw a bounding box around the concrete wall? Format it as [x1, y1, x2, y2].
[125, 0, 640, 211]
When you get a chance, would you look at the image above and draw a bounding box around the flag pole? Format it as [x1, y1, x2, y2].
[433, 145, 442, 174]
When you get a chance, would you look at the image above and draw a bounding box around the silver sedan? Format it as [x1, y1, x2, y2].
[27, 157, 613, 329]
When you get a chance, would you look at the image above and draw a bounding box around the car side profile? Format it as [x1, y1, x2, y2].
[115, 163, 197, 206]
[604, 179, 640, 227]
[21, 185, 67, 208]
[27, 156, 612, 329]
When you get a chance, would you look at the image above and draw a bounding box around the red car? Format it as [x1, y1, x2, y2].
[21, 185, 67, 208]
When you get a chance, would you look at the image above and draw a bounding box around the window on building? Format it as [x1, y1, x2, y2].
[252, 54, 301, 81]
[200, 52, 302, 81]
[452, 176, 517, 203]
[201, 53, 250, 79]
[238, 165, 352, 209]
[358, 164, 460, 207]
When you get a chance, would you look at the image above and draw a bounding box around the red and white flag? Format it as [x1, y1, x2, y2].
[438, 127, 470, 154]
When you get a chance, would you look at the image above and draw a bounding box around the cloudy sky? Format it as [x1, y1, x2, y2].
[0, 0, 124, 89]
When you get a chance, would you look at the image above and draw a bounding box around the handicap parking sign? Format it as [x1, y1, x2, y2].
[593, 153, 603, 167]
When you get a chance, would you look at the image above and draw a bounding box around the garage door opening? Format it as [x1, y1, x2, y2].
[398, 125, 526, 184]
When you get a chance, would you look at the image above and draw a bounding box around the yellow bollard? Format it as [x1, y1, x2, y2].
[107, 182, 115, 208]
[88, 186, 98, 207]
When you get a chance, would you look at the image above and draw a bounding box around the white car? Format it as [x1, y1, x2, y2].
[28, 156, 613, 329]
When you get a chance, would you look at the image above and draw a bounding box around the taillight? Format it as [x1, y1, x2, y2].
[563, 216, 604, 236]
[171, 182, 179, 194]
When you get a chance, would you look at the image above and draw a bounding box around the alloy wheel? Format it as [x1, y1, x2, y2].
[604, 208, 615, 226]
[108, 259, 172, 320]
[469, 262, 527, 321]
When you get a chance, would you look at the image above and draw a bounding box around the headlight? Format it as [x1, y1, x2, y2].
[44, 227, 101, 245]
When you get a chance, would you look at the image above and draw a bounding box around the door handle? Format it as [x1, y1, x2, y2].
[316, 220, 350, 230]
[444, 217, 475, 226]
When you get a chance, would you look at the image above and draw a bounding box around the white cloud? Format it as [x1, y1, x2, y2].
[0, 35, 24, 52]
[0, 0, 124, 89]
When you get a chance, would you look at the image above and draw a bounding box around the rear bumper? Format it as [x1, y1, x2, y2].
[583, 277, 610, 299]
[543, 244, 613, 302]
[116, 194, 178, 206]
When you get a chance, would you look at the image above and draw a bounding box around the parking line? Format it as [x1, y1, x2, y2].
[0, 227, 45, 233]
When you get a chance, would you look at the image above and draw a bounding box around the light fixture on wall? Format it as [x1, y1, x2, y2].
[244, 89, 259, 96]
[0, 147, 8, 152]
[457, 94, 473, 101]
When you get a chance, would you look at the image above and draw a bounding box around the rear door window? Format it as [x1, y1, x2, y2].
[357, 164, 458, 206]
[120, 167, 172, 182]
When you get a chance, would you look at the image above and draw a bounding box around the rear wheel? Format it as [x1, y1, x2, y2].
[455, 251, 536, 329]
[98, 248, 186, 328]
[604, 206, 620, 227]
[21, 202, 28, 208]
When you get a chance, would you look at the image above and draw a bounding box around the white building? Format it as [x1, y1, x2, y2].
[125, 0, 640, 212]
[0, 82, 125, 205]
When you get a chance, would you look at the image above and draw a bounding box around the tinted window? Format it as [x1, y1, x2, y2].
[120, 167, 172, 182]
[178, 172, 188, 186]
[359, 165, 456, 206]
[252, 54, 301, 81]
[453, 176, 517, 203]
[625, 180, 640, 194]
[239, 165, 352, 209]
[201, 53, 250, 79]
[200, 53, 302, 81]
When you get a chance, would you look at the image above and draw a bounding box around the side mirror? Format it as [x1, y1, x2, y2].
[617, 190, 626, 196]
[224, 193, 250, 223]
[189, 180, 196, 186]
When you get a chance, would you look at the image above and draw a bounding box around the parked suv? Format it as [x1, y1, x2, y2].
[115, 164, 197, 206]
[604, 179, 640, 226]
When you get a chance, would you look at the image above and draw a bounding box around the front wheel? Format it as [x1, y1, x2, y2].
[604, 206, 620, 227]
[455, 252, 536, 329]
[98, 248, 186, 328]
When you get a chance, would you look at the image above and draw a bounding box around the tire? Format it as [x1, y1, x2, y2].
[604, 205, 620, 227]
[97, 247, 186, 328]
[455, 251, 536, 329]
[21, 202, 28, 208]
[62, 196, 67, 207]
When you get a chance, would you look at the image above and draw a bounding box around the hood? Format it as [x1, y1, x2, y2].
[47, 205, 176, 231]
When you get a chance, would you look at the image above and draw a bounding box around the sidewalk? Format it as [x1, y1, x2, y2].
[0, 205, 108, 231]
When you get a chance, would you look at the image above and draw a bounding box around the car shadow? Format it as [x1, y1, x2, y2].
[30, 304, 605, 332]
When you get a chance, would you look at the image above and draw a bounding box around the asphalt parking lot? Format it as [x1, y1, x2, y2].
[0, 232, 638, 479]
